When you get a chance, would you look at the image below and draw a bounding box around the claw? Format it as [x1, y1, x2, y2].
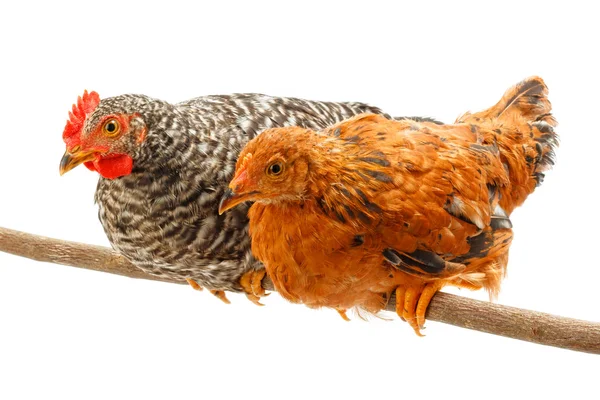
[187, 279, 231, 305]
[210, 289, 231, 304]
[336, 309, 351, 321]
[245, 293, 265, 306]
[403, 285, 424, 336]
[415, 282, 443, 329]
[395, 286, 407, 322]
[251, 270, 268, 297]
[239, 269, 269, 306]
[395, 283, 442, 337]
[186, 278, 203, 291]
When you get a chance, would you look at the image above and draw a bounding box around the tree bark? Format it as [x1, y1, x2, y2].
[1, 226, 599, 354]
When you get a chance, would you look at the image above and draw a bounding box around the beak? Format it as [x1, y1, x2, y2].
[59, 149, 97, 175]
[218, 188, 259, 214]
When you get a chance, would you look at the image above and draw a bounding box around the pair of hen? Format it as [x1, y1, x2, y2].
[61, 77, 557, 333]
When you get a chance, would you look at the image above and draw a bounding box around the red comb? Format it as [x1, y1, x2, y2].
[62, 90, 100, 148]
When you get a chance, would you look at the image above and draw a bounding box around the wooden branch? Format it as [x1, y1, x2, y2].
[1, 226, 599, 354]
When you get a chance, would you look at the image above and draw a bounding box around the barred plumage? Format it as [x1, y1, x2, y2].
[62, 93, 433, 291]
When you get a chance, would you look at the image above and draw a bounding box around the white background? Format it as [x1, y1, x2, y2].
[1, 1, 598, 399]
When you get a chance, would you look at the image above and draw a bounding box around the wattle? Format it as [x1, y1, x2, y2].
[93, 154, 133, 179]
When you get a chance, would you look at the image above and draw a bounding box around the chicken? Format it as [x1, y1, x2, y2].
[218, 77, 558, 333]
[58, 91, 437, 304]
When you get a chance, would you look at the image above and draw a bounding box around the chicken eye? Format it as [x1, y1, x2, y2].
[103, 119, 121, 137]
[267, 162, 284, 177]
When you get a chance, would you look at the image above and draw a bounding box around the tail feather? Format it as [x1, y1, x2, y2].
[531, 119, 559, 173]
[459, 77, 559, 213]
[494, 77, 552, 120]
[459, 76, 553, 122]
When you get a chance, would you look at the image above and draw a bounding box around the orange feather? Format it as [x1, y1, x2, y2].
[221, 77, 558, 334]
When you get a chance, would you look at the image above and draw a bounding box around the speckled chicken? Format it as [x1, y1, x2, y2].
[59, 91, 436, 303]
[219, 77, 558, 332]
